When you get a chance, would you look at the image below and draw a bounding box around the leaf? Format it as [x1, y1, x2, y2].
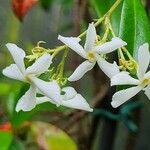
[40, 0, 53, 10]
[0, 83, 11, 95]
[12, 0, 38, 21]
[30, 121, 77, 150]
[119, 0, 150, 56]
[91, 0, 122, 34]
[9, 139, 25, 150]
[91, 0, 114, 16]
[0, 122, 12, 132]
[0, 131, 13, 150]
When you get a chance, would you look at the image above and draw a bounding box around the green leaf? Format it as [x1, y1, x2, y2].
[119, 0, 150, 56]
[40, 0, 53, 10]
[9, 139, 25, 150]
[30, 121, 77, 150]
[0, 83, 11, 95]
[91, 0, 122, 34]
[91, 0, 114, 16]
[0, 131, 13, 150]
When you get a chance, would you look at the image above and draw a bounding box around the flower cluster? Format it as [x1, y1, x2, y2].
[3, 43, 93, 112]
[2, 23, 150, 112]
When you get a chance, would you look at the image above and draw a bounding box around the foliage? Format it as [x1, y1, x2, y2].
[119, 0, 150, 56]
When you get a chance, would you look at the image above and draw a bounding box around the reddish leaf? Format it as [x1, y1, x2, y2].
[12, 0, 38, 21]
[0, 122, 12, 132]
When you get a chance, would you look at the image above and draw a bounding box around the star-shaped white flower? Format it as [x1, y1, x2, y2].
[2, 43, 61, 112]
[36, 86, 93, 112]
[58, 23, 127, 81]
[111, 43, 150, 108]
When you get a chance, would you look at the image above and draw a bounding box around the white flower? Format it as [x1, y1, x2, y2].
[111, 43, 150, 108]
[36, 86, 93, 112]
[58, 23, 127, 81]
[2, 43, 61, 112]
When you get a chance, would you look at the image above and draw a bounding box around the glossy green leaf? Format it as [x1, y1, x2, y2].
[0, 131, 13, 150]
[91, 0, 114, 16]
[119, 0, 150, 56]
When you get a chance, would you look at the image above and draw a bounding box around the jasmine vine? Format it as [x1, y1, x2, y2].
[2, 0, 150, 112]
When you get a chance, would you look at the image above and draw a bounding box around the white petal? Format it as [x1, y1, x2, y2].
[36, 94, 93, 112]
[62, 86, 77, 100]
[94, 37, 127, 54]
[58, 35, 86, 58]
[97, 57, 120, 78]
[31, 77, 62, 104]
[137, 43, 150, 79]
[6, 43, 26, 74]
[36, 96, 55, 105]
[16, 85, 36, 112]
[144, 85, 150, 100]
[2, 64, 25, 82]
[84, 23, 97, 51]
[144, 71, 150, 78]
[26, 54, 52, 76]
[62, 94, 93, 112]
[111, 86, 143, 108]
[111, 71, 140, 86]
[68, 60, 95, 81]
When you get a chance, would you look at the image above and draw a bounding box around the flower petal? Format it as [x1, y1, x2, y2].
[31, 77, 62, 104]
[26, 54, 52, 76]
[84, 23, 97, 51]
[94, 37, 127, 54]
[16, 85, 36, 112]
[6, 43, 26, 74]
[137, 43, 150, 79]
[36, 94, 93, 112]
[62, 94, 93, 112]
[36, 96, 55, 105]
[68, 60, 95, 81]
[111, 71, 140, 86]
[2, 64, 25, 81]
[62, 86, 77, 100]
[144, 85, 150, 100]
[97, 57, 120, 78]
[58, 35, 86, 58]
[144, 71, 150, 78]
[111, 86, 143, 108]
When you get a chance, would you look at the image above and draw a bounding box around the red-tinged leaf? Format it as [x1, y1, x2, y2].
[0, 122, 12, 132]
[12, 0, 38, 21]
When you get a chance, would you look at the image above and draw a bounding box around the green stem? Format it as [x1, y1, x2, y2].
[59, 49, 68, 78]
[106, 0, 122, 16]
[122, 47, 135, 61]
[52, 45, 67, 58]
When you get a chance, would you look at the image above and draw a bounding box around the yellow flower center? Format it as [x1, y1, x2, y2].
[25, 75, 32, 83]
[140, 78, 150, 87]
[87, 51, 96, 62]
